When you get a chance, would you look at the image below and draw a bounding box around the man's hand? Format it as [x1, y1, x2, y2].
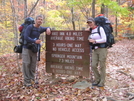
[35, 40, 41, 44]
[46, 28, 51, 35]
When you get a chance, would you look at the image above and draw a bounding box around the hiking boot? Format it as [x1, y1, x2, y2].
[92, 81, 99, 86]
[24, 83, 32, 87]
[97, 83, 104, 87]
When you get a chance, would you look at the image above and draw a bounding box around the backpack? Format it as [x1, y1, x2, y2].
[14, 17, 34, 53]
[19, 17, 35, 45]
[94, 16, 115, 48]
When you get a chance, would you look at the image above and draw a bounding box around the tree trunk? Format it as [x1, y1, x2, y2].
[115, 0, 119, 37]
[71, 7, 75, 30]
[101, 4, 105, 14]
[10, 0, 18, 45]
[24, 0, 28, 18]
[105, 6, 108, 18]
[92, 0, 95, 18]
[10, 0, 21, 71]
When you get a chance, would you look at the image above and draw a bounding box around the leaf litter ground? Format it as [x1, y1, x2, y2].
[0, 39, 134, 101]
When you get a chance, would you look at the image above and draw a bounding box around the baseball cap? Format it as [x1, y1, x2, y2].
[87, 17, 95, 23]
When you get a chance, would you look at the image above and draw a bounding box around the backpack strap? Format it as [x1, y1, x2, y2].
[90, 27, 100, 35]
[30, 24, 34, 35]
[97, 26, 101, 36]
[97, 26, 102, 39]
[89, 28, 92, 33]
[23, 24, 34, 45]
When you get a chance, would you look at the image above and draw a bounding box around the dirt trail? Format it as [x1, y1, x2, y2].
[0, 39, 134, 101]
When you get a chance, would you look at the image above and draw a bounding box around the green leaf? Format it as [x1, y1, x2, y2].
[36, 97, 41, 99]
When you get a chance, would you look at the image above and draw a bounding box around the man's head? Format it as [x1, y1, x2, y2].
[35, 15, 44, 27]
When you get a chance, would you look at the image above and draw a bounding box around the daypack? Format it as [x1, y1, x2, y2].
[94, 16, 115, 48]
[19, 17, 35, 45]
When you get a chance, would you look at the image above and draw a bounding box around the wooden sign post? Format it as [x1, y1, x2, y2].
[46, 31, 90, 78]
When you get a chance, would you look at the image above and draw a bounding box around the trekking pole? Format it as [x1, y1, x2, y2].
[89, 45, 93, 83]
[34, 44, 40, 88]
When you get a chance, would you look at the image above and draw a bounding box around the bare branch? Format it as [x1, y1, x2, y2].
[28, 0, 40, 17]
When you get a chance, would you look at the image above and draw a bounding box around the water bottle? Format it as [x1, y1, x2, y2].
[34, 38, 37, 41]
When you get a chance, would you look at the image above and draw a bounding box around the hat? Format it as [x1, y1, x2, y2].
[87, 17, 95, 23]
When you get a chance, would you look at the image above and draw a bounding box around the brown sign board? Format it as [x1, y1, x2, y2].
[46, 30, 90, 77]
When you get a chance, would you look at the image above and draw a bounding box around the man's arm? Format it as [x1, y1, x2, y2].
[40, 27, 51, 35]
[35, 27, 51, 44]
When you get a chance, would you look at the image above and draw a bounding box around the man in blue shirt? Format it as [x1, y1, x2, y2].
[22, 15, 51, 87]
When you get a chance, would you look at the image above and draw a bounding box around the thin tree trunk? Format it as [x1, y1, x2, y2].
[24, 0, 28, 18]
[92, 0, 95, 18]
[115, 15, 118, 37]
[10, 0, 21, 71]
[71, 7, 75, 30]
[105, 6, 108, 18]
[101, 4, 105, 14]
[10, 0, 18, 45]
[115, 0, 119, 37]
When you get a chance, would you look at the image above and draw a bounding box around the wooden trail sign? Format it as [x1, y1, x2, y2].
[46, 30, 90, 77]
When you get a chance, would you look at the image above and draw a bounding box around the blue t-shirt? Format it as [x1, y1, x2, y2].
[23, 24, 49, 48]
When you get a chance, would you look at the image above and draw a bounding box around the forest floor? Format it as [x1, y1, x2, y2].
[0, 39, 134, 101]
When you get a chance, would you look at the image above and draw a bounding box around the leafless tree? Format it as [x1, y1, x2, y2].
[92, 0, 95, 18]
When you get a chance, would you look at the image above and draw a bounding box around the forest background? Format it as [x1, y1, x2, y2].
[0, 0, 134, 100]
[0, 0, 134, 56]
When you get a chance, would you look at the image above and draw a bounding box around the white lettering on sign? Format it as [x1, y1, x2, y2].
[75, 44, 82, 47]
[76, 37, 84, 41]
[74, 71, 81, 75]
[54, 43, 73, 48]
[66, 32, 72, 36]
[76, 66, 83, 71]
[52, 47, 57, 51]
[58, 48, 70, 52]
[65, 59, 74, 63]
[65, 36, 75, 40]
[55, 70, 66, 74]
[64, 66, 74, 70]
[66, 55, 82, 59]
[72, 48, 84, 52]
[59, 59, 74, 63]
[66, 70, 73, 75]
[56, 43, 66, 47]
[50, 65, 63, 69]
[52, 32, 58, 35]
[59, 59, 64, 62]
[73, 32, 82, 36]
[51, 36, 63, 40]
[51, 54, 65, 58]
[67, 43, 73, 47]
[59, 32, 65, 35]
